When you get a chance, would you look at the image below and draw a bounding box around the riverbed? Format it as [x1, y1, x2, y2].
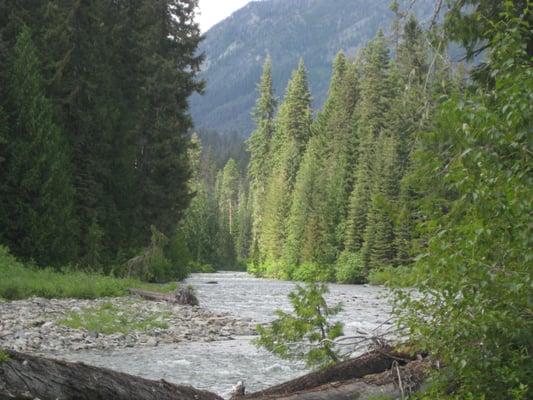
[3, 272, 394, 397]
[60, 272, 393, 397]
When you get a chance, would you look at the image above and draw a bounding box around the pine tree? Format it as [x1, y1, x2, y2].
[261, 60, 312, 266]
[284, 52, 358, 271]
[2, 26, 77, 265]
[135, 0, 203, 240]
[236, 184, 252, 261]
[248, 56, 277, 260]
[218, 158, 240, 236]
[344, 32, 392, 252]
[179, 134, 218, 268]
[361, 135, 400, 270]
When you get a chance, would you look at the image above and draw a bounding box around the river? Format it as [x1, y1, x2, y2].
[61, 272, 393, 398]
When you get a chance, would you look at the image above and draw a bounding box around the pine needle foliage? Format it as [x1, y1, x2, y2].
[256, 282, 344, 369]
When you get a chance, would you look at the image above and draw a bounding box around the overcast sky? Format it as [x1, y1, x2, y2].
[197, 0, 252, 32]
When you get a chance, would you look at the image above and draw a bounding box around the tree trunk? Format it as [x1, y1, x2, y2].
[237, 347, 411, 399]
[128, 287, 199, 306]
[245, 379, 400, 400]
[0, 349, 223, 400]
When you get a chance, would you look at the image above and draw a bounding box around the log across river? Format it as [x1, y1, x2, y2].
[24, 272, 395, 398]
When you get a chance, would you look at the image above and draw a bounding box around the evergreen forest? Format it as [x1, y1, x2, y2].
[0, 0, 531, 398]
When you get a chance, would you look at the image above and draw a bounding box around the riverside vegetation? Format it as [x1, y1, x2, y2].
[0, 0, 531, 399]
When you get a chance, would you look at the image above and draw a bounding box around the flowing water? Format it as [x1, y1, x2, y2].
[61, 272, 393, 397]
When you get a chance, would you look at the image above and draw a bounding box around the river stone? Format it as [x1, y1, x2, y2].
[0, 295, 255, 355]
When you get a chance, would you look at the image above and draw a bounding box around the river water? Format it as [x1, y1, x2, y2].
[61, 272, 393, 398]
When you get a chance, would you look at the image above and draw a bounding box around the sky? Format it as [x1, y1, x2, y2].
[197, 0, 252, 32]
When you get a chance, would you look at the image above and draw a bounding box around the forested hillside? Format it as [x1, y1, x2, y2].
[190, 0, 435, 135]
[0, 0, 202, 274]
[180, 2, 532, 397]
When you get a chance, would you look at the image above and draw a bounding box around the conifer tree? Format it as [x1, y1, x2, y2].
[236, 184, 252, 261]
[361, 135, 400, 270]
[261, 60, 312, 266]
[344, 32, 391, 252]
[284, 52, 358, 270]
[248, 56, 277, 260]
[2, 27, 77, 265]
[179, 134, 219, 268]
[218, 158, 240, 236]
[135, 0, 203, 239]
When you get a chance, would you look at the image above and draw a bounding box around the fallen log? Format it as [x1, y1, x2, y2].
[0, 349, 222, 400]
[236, 347, 412, 399]
[128, 286, 199, 306]
[244, 359, 430, 400]
[247, 379, 399, 400]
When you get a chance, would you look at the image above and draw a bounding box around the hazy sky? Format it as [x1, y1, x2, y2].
[197, 0, 252, 32]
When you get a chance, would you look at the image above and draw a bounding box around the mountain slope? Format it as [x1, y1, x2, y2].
[191, 0, 434, 135]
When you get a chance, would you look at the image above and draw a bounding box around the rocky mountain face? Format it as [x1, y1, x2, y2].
[190, 0, 434, 136]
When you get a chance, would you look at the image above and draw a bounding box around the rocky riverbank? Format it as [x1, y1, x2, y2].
[0, 296, 255, 354]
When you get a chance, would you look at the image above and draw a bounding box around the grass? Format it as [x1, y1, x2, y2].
[367, 265, 419, 288]
[0, 246, 176, 300]
[0, 350, 9, 363]
[59, 301, 172, 334]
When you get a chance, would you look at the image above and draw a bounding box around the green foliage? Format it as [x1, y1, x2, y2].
[126, 226, 190, 283]
[0, 246, 176, 300]
[60, 302, 171, 335]
[0, 1, 203, 267]
[188, 261, 216, 273]
[398, 5, 533, 398]
[0, 351, 9, 363]
[367, 265, 418, 287]
[335, 251, 366, 284]
[255, 282, 344, 369]
[292, 263, 334, 283]
[261, 60, 312, 262]
[1, 26, 77, 266]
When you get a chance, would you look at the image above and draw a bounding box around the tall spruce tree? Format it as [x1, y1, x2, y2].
[2, 27, 77, 265]
[284, 52, 358, 271]
[344, 32, 392, 253]
[135, 0, 203, 240]
[261, 60, 312, 269]
[248, 56, 277, 261]
[361, 134, 400, 270]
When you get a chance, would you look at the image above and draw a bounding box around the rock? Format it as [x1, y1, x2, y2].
[14, 330, 25, 339]
[0, 295, 250, 354]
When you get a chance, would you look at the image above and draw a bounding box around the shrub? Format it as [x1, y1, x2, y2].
[189, 261, 215, 273]
[368, 265, 418, 287]
[126, 226, 190, 282]
[334, 251, 366, 284]
[292, 262, 334, 282]
[255, 282, 344, 368]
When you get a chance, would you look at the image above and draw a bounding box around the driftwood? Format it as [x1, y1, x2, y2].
[236, 347, 412, 399]
[0, 347, 425, 400]
[129, 286, 199, 306]
[244, 359, 430, 400]
[0, 349, 223, 400]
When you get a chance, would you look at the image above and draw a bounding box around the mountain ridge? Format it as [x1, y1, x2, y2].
[191, 0, 434, 136]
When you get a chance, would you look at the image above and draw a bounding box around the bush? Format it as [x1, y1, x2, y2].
[292, 262, 334, 282]
[0, 245, 176, 300]
[189, 261, 215, 273]
[126, 226, 190, 283]
[368, 265, 418, 287]
[248, 259, 292, 280]
[334, 251, 366, 284]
